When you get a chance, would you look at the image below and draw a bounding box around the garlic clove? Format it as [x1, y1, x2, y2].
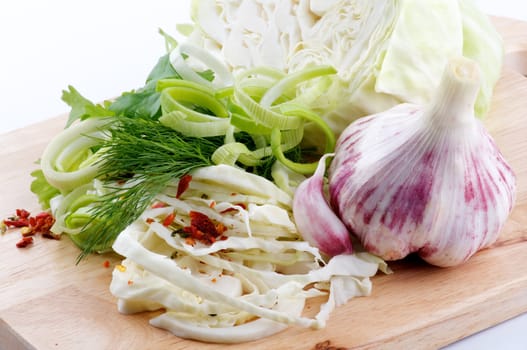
[293, 154, 353, 256]
[328, 57, 516, 267]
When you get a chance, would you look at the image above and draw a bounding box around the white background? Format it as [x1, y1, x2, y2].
[1, 1, 526, 349]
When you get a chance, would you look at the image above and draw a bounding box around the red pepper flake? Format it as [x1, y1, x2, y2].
[4, 219, 29, 228]
[29, 212, 56, 237]
[102, 260, 111, 268]
[163, 212, 176, 227]
[176, 174, 192, 199]
[18, 209, 31, 218]
[3, 208, 30, 228]
[209, 201, 216, 209]
[151, 201, 167, 209]
[3, 209, 58, 248]
[179, 211, 227, 245]
[220, 203, 246, 214]
[16, 236, 33, 248]
[188, 211, 217, 234]
[145, 218, 155, 224]
[220, 207, 239, 214]
[127, 280, 134, 285]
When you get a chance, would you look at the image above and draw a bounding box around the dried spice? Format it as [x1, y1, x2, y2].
[172, 210, 228, 245]
[3, 209, 58, 248]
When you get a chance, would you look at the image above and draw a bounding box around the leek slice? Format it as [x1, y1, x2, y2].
[169, 42, 233, 88]
[260, 65, 337, 108]
[211, 142, 263, 167]
[160, 111, 231, 137]
[233, 85, 302, 130]
[159, 82, 229, 119]
[230, 113, 272, 135]
[280, 103, 335, 154]
[40, 117, 113, 192]
[271, 128, 318, 175]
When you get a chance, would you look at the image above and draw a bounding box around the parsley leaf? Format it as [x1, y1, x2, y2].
[109, 54, 181, 119]
[108, 89, 162, 119]
[61, 86, 114, 127]
[146, 53, 181, 83]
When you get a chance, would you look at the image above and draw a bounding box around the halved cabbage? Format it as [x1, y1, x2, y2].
[187, 0, 503, 141]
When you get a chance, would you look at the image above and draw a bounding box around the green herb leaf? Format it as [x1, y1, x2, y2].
[109, 89, 162, 119]
[61, 85, 114, 127]
[108, 54, 182, 119]
[108, 53, 216, 120]
[147, 53, 181, 83]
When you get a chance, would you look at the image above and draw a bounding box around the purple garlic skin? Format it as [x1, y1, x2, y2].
[293, 154, 353, 256]
[327, 58, 516, 267]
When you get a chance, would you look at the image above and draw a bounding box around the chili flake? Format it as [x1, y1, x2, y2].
[219, 207, 239, 214]
[176, 174, 192, 199]
[3, 208, 31, 228]
[102, 260, 111, 268]
[179, 211, 227, 245]
[189, 211, 217, 235]
[16, 236, 33, 248]
[151, 201, 167, 209]
[163, 212, 176, 227]
[3, 209, 58, 249]
[29, 212, 56, 237]
[219, 203, 247, 215]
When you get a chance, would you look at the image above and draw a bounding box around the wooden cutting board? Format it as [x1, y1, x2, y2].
[1, 16, 526, 350]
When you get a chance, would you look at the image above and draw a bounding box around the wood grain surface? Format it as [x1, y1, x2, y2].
[1, 16, 526, 350]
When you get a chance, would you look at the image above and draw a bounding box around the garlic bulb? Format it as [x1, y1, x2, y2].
[328, 57, 516, 267]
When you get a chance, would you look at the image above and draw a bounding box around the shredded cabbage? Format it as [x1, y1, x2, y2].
[110, 164, 388, 343]
[187, 0, 503, 143]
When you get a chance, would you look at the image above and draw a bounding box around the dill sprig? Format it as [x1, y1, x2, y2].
[76, 117, 224, 262]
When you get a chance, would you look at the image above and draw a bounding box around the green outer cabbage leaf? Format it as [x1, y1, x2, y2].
[459, 0, 504, 117]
